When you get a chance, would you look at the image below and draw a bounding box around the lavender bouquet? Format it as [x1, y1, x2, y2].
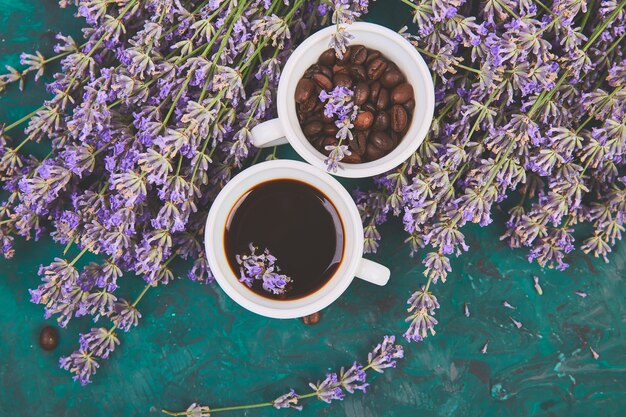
[358, 0, 626, 343]
[0, 0, 370, 385]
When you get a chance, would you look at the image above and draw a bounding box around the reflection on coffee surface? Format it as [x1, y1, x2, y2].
[224, 179, 344, 300]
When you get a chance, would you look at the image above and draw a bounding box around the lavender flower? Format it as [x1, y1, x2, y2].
[319, 86, 355, 119]
[184, 403, 211, 417]
[318, 86, 358, 171]
[110, 299, 142, 331]
[309, 373, 346, 403]
[324, 143, 351, 172]
[59, 350, 99, 386]
[509, 316, 523, 329]
[404, 295, 440, 342]
[340, 362, 369, 393]
[236, 243, 292, 295]
[328, 26, 354, 59]
[79, 327, 119, 359]
[335, 107, 358, 141]
[328, 0, 370, 57]
[367, 335, 404, 372]
[272, 390, 302, 410]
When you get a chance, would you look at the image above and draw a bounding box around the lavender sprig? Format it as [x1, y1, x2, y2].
[161, 335, 404, 416]
[318, 86, 358, 171]
[236, 243, 292, 295]
[59, 283, 151, 385]
[326, 0, 372, 58]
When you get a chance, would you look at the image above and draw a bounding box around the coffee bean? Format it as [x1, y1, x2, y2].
[351, 45, 368, 65]
[373, 111, 390, 130]
[321, 113, 334, 123]
[338, 46, 352, 64]
[299, 96, 317, 112]
[319, 49, 336, 66]
[323, 124, 339, 135]
[367, 58, 388, 80]
[391, 105, 408, 132]
[361, 103, 376, 114]
[303, 64, 318, 78]
[363, 103, 377, 113]
[380, 69, 405, 88]
[365, 143, 385, 160]
[342, 152, 363, 163]
[312, 73, 333, 90]
[332, 64, 350, 75]
[353, 111, 374, 130]
[321, 136, 338, 153]
[370, 131, 394, 151]
[403, 99, 416, 112]
[313, 100, 324, 112]
[311, 136, 324, 149]
[376, 88, 390, 110]
[391, 82, 414, 104]
[386, 61, 400, 72]
[350, 65, 366, 81]
[319, 65, 333, 79]
[391, 131, 402, 146]
[39, 325, 59, 351]
[295, 78, 314, 103]
[302, 311, 321, 325]
[303, 121, 323, 137]
[333, 73, 353, 88]
[365, 49, 382, 65]
[354, 82, 370, 106]
[369, 81, 381, 102]
[349, 131, 367, 156]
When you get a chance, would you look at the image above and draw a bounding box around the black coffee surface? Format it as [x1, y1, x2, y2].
[224, 179, 344, 300]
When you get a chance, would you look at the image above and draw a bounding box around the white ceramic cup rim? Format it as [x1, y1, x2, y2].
[251, 22, 435, 178]
[204, 160, 389, 319]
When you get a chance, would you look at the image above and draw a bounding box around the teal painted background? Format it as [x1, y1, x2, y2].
[1, 2, 625, 417]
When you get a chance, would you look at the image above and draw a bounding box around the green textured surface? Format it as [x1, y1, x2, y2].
[1, 2, 625, 417]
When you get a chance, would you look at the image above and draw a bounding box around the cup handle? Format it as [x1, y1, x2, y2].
[251, 118, 289, 148]
[355, 258, 390, 286]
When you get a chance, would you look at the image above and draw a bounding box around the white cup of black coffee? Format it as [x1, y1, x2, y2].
[205, 160, 390, 319]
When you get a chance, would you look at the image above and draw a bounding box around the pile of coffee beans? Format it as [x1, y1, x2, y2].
[294, 45, 415, 163]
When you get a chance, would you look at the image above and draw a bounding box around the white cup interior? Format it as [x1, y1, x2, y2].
[278, 22, 435, 178]
[205, 160, 364, 318]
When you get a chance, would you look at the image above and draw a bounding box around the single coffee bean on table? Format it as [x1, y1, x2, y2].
[302, 311, 321, 325]
[39, 325, 59, 351]
[295, 45, 416, 163]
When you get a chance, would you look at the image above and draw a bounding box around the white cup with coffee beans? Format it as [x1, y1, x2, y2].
[251, 22, 435, 178]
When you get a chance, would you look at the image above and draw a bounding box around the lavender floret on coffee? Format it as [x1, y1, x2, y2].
[294, 45, 415, 167]
[236, 243, 292, 296]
